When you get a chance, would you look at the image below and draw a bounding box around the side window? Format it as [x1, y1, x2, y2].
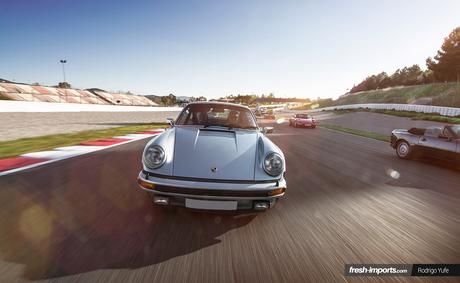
[177, 108, 190, 124]
[442, 128, 453, 138]
[425, 127, 442, 137]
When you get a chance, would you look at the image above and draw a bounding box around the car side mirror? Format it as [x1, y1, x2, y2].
[166, 118, 175, 127]
[262, 126, 274, 134]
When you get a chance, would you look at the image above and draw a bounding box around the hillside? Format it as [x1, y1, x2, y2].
[331, 82, 460, 108]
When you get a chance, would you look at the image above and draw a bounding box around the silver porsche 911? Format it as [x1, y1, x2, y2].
[137, 102, 287, 211]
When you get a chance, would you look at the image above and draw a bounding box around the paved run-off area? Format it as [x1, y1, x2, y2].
[0, 122, 458, 282]
[310, 111, 448, 136]
[0, 111, 180, 142]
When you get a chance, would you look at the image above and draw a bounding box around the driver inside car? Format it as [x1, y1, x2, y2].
[227, 110, 239, 126]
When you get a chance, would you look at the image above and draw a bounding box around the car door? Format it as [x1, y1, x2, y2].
[455, 139, 460, 164]
[448, 127, 460, 163]
[436, 127, 458, 161]
[419, 127, 457, 161]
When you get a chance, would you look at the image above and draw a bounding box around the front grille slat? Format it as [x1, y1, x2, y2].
[154, 185, 280, 197]
[143, 170, 278, 184]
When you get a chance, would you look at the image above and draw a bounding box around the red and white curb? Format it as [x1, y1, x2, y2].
[0, 129, 164, 176]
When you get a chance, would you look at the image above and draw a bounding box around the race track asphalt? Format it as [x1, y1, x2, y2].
[0, 123, 459, 282]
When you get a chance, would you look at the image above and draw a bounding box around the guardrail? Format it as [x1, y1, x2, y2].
[309, 103, 460, 117]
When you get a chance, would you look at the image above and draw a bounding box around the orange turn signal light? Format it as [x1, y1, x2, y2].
[138, 178, 155, 190]
[268, 187, 285, 196]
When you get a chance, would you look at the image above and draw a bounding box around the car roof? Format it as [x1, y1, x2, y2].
[426, 126, 444, 130]
[186, 101, 250, 109]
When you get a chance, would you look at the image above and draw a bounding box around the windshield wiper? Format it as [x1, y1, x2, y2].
[226, 125, 258, 130]
[202, 124, 226, 129]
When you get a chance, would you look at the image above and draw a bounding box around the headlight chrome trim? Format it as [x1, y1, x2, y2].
[263, 152, 284, 176]
[143, 144, 166, 169]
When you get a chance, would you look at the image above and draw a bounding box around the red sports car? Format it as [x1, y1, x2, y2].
[289, 114, 317, 128]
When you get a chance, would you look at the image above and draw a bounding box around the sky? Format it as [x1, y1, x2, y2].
[1, 0, 459, 99]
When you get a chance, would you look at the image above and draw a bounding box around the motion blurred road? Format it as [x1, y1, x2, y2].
[0, 122, 459, 282]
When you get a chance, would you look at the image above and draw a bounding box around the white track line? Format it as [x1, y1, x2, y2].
[21, 150, 84, 159]
[0, 130, 164, 177]
[112, 134, 154, 139]
[54, 145, 106, 152]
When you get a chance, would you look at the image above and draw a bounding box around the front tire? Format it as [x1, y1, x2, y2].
[396, 140, 412, 159]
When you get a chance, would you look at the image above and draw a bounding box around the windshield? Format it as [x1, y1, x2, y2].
[297, 114, 310, 119]
[448, 125, 460, 138]
[176, 104, 258, 129]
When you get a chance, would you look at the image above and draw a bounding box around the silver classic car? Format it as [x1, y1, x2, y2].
[138, 102, 287, 211]
[391, 125, 460, 163]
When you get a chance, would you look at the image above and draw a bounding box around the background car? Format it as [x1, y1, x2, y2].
[391, 125, 460, 163]
[263, 109, 276, 120]
[289, 113, 317, 128]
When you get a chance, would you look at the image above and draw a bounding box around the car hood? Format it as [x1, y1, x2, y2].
[173, 126, 258, 180]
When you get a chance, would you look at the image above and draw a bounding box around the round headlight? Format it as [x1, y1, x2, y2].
[263, 152, 283, 176]
[143, 145, 166, 169]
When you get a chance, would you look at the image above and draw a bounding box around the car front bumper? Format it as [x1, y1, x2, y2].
[297, 121, 316, 126]
[137, 170, 286, 210]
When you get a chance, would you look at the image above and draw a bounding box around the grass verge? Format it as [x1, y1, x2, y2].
[319, 123, 390, 142]
[332, 108, 460, 124]
[0, 123, 167, 159]
[328, 83, 460, 107]
[290, 103, 312, 110]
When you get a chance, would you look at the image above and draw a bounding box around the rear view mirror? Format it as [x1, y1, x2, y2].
[211, 107, 225, 113]
[166, 118, 174, 127]
[263, 126, 274, 134]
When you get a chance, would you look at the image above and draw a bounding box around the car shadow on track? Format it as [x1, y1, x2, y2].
[0, 191, 257, 280]
[0, 144, 257, 280]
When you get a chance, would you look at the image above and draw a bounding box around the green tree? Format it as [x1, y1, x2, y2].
[427, 27, 460, 82]
[160, 93, 177, 106]
[404, 65, 424, 85]
[160, 96, 169, 106]
[58, 82, 71, 89]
